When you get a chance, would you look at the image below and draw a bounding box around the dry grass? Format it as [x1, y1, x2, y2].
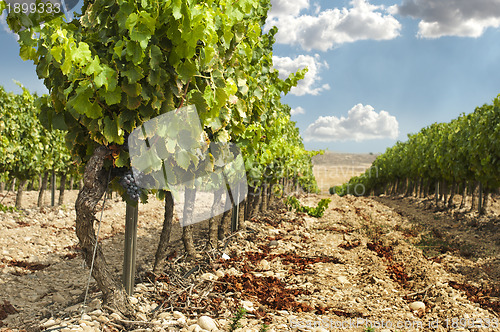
[311, 151, 378, 194]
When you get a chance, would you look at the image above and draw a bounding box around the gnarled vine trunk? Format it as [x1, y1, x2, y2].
[470, 181, 478, 212]
[447, 182, 456, 208]
[181, 188, 197, 259]
[219, 207, 232, 241]
[208, 188, 224, 249]
[58, 173, 67, 206]
[15, 179, 27, 208]
[38, 172, 48, 207]
[260, 183, 268, 212]
[153, 191, 174, 273]
[75, 146, 133, 317]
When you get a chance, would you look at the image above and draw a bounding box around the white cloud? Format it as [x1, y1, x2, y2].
[268, 0, 310, 18]
[267, 0, 401, 51]
[304, 104, 399, 142]
[273, 54, 330, 96]
[291, 106, 306, 115]
[391, 0, 500, 38]
[0, 12, 19, 40]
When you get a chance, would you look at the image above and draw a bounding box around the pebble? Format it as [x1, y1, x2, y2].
[80, 314, 92, 321]
[409, 301, 426, 311]
[173, 311, 186, 319]
[188, 324, 203, 332]
[259, 259, 271, 270]
[42, 318, 57, 328]
[52, 293, 67, 304]
[95, 315, 109, 323]
[198, 316, 217, 331]
[158, 312, 171, 319]
[64, 303, 81, 313]
[88, 298, 101, 310]
[268, 240, 279, 247]
[336, 276, 350, 284]
[110, 312, 122, 320]
[226, 267, 241, 276]
[201, 272, 216, 281]
[137, 312, 147, 321]
[241, 300, 255, 312]
[129, 296, 139, 304]
[263, 271, 274, 277]
[89, 309, 103, 316]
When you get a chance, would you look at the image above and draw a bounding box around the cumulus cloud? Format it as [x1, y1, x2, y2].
[304, 104, 399, 142]
[267, 0, 401, 51]
[273, 54, 330, 96]
[268, 0, 310, 18]
[291, 106, 306, 115]
[390, 0, 500, 38]
[0, 12, 18, 39]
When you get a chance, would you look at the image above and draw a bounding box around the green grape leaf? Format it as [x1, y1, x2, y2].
[103, 116, 123, 144]
[188, 90, 208, 114]
[116, 150, 130, 168]
[176, 149, 191, 170]
[99, 88, 122, 105]
[149, 45, 163, 68]
[177, 60, 197, 84]
[122, 67, 145, 84]
[19, 46, 37, 61]
[121, 82, 142, 97]
[87, 101, 103, 119]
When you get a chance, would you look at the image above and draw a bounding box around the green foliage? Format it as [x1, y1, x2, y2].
[0, 203, 19, 213]
[228, 306, 247, 331]
[342, 94, 500, 195]
[259, 323, 269, 332]
[0, 85, 75, 183]
[284, 196, 331, 218]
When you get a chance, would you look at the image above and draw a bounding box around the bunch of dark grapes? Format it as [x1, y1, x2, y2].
[120, 171, 141, 201]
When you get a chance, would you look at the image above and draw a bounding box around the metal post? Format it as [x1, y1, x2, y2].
[51, 171, 56, 206]
[231, 187, 240, 232]
[123, 202, 138, 295]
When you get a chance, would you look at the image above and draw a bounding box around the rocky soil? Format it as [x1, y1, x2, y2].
[0, 190, 499, 332]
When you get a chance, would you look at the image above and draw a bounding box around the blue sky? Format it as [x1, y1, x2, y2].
[2, 0, 500, 153]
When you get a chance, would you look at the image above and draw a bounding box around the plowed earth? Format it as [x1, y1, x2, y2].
[0, 190, 499, 332]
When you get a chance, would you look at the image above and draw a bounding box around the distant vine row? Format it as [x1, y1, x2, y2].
[334, 94, 500, 214]
[0, 85, 78, 208]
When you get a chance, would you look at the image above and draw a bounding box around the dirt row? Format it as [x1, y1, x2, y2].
[0, 190, 499, 331]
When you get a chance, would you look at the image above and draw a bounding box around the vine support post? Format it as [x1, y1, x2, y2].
[51, 170, 56, 207]
[123, 202, 139, 295]
[231, 188, 240, 232]
[435, 180, 439, 207]
[478, 182, 483, 214]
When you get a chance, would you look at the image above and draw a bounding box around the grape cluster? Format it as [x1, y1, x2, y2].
[120, 171, 141, 201]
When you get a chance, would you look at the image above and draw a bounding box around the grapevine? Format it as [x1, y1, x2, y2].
[336, 95, 500, 214]
[2, 0, 320, 313]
